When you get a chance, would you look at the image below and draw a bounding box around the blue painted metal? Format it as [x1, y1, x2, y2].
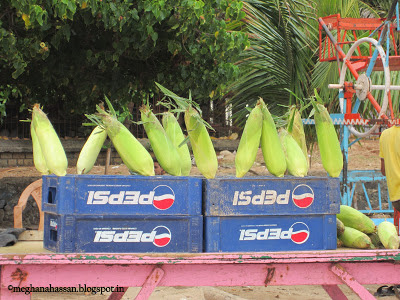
[348, 137, 362, 148]
[303, 110, 391, 216]
[340, 92, 351, 208]
[42, 175, 202, 216]
[344, 170, 391, 213]
[204, 215, 336, 252]
[43, 213, 203, 253]
[372, 218, 394, 226]
[203, 176, 340, 216]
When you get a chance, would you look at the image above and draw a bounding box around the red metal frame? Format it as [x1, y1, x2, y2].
[395, 208, 400, 233]
[319, 14, 400, 71]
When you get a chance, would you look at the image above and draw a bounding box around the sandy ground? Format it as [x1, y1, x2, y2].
[1, 138, 397, 299]
[26, 285, 397, 300]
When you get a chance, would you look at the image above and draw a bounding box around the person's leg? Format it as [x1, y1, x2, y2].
[391, 199, 400, 211]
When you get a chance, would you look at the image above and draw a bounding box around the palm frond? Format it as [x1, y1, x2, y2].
[227, 0, 316, 126]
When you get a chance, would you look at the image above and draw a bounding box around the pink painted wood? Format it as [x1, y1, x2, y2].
[322, 285, 348, 300]
[135, 267, 164, 300]
[0, 250, 399, 300]
[330, 264, 377, 300]
[107, 289, 126, 300]
[0, 249, 399, 265]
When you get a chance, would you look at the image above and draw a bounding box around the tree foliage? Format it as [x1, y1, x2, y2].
[227, 0, 317, 124]
[0, 0, 249, 120]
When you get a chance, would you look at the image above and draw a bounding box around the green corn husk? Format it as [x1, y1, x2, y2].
[141, 105, 182, 176]
[30, 121, 50, 175]
[259, 98, 287, 177]
[31, 104, 68, 176]
[313, 95, 343, 177]
[338, 226, 373, 249]
[337, 218, 345, 237]
[287, 106, 309, 168]
[279, 128, 308, 177]
[76, 125, 107, 174]
[378, 221, 399, 249]
[99, 111, 155, 176]
[368, 232, 383, 248]
[337, 205, 377, 234]
[184, 105, 218, 179]
[235, 100, 263, 178]
[162, 112, 192, 176]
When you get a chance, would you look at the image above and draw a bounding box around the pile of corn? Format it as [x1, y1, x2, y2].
[337, 205, 399, 249]
[234, 94, 344, 178]
[30, 86, 343, 179]
[30, 90, 217, 178]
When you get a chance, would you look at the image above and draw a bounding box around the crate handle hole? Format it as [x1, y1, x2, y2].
[48, 187, 57, 204]
[50, 229, 57, 242]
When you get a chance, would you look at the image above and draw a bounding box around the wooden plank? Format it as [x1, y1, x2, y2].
[135, 267, 164, 300]
[322, 285, 349, 300]
[1, 249, 399, 265]
[330, 264, 376, 300]
[1, 262, 400, 287]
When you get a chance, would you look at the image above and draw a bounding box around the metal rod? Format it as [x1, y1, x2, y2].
[328, 84, 400, 90]
[318, 18, 347, 60]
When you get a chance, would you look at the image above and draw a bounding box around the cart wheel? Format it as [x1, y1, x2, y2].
[338, 37, 390, 137]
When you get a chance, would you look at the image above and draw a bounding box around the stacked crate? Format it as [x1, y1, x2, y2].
[203, 176, 340, 252]
[42, 175, 203, 253]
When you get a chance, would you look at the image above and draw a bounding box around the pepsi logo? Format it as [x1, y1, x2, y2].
[50, 219, 58, 229]
[292, 184, 314, 208]
[290, 222, 310, 244]
[152, 185, 175, 210]
[152, 226, 172, 247]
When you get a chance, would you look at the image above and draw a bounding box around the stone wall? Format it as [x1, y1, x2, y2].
[0, 138, 129, 168]
[0, 177, 41, 229]
[0, 138, 239, 168]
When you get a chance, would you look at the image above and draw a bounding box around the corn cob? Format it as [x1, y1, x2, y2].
[368, 232, 383, 248]
[279, 128, 308, 177]
[30, 121, 50, 175]
[378, 221, 399, 249]
[313, 98, 343, 177]
[235, 101, 263, 177]
[76, 126, 107, 174]
[337, 205, 376, 234]
[99, 111, 155, 176]
[337, 218, 345, 237]
[31, 104, 68, 176]
[162, 112, 192, 176]
[141, 105, 182, 176]
[287, 106, 309, 168]
[259, 98, 287, 177]
[184, 105, 218, 179]
[338, 226, 373, 249]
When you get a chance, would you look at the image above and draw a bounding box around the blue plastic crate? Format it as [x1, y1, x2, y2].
[203, 176, 340, 216]
[42, 175, 202, 215]
[44, 213, 203, 253]
[204, 215, 336, 252]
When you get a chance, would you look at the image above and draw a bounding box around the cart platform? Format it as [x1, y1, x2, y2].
[1, 236, 399, 300]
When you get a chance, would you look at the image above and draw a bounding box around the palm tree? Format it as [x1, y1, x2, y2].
[227, 0, 317, 125]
